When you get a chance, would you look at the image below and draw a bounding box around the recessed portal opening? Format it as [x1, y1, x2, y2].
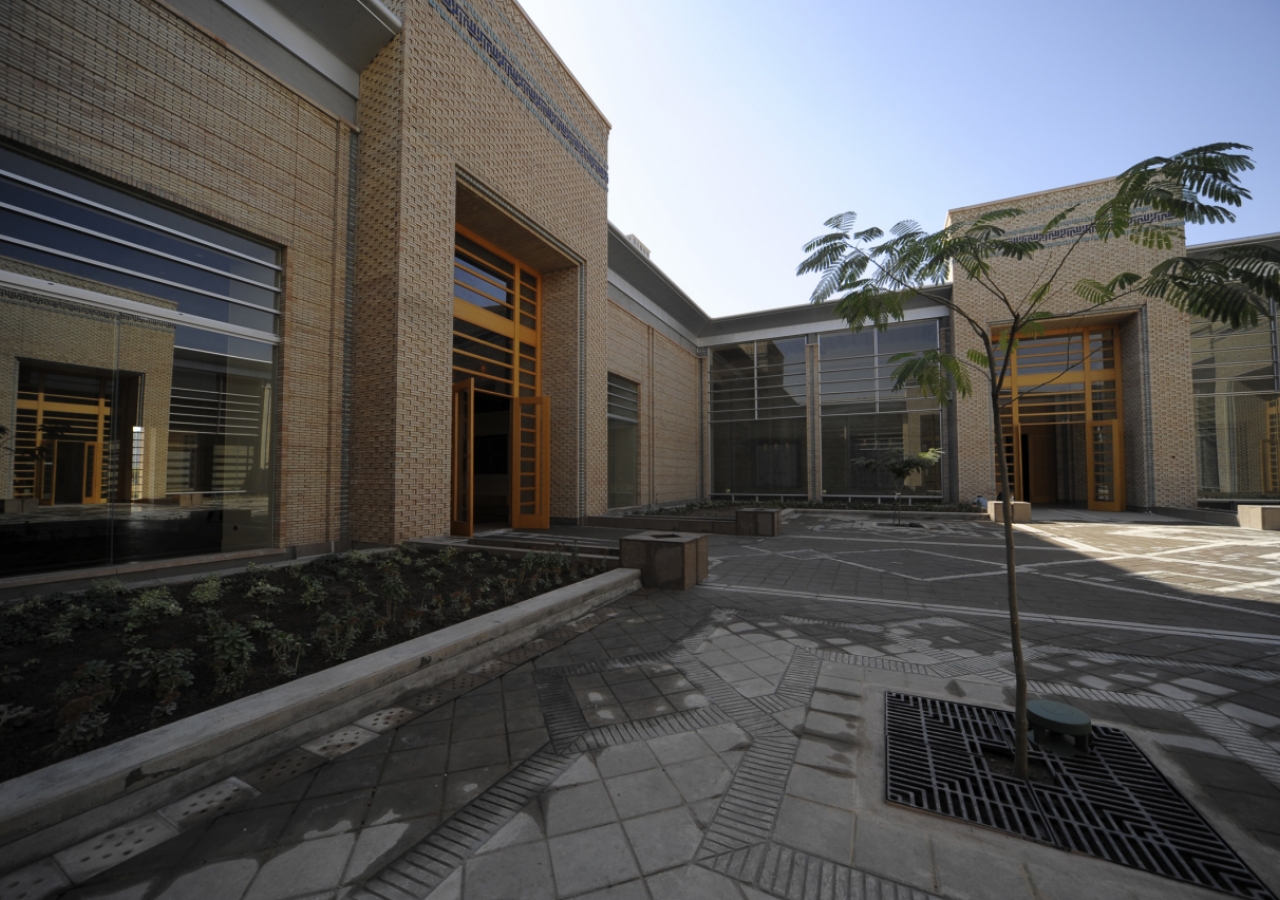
[1018, 424, 1088, 506]
[474, 392, 511, 526]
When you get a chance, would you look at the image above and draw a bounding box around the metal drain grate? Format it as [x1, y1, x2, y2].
[885, 693, 1275, 900]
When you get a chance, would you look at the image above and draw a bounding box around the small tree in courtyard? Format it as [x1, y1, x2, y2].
[798, 143, 1280, 779]
[851, 447, 943, 525]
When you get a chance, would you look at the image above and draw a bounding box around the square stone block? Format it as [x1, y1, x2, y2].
[619, 531, 709, 589]
[1238, 505, 1280, 530]
[735, 508, 781, 536]
[988, 500, 1031, 523]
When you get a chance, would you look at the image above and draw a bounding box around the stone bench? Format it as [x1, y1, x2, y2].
[988, 500, 1031, 524]
[1027, 698, 1091, 755]
[1238, 505, 1280, 530]
[618, 531, 709, 590]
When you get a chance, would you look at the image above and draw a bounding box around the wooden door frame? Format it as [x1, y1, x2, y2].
[997, 324, 1126, 511]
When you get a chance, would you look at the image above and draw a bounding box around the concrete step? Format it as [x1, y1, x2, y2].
[469, 531, 621, 558]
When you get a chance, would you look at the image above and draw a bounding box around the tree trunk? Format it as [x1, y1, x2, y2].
[990, 380, 1030, 780]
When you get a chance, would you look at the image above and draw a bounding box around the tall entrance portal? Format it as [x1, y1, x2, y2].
[998, 324, 1125, 512]
[450, 229, 549, 536]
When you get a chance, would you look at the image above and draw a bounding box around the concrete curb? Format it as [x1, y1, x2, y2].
[0, 567, 641, 874]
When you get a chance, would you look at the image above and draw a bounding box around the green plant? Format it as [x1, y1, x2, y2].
[86, 578, 125, 603]
[49, 659, 114, 758]
[0, 703, 34, 733]
[798, 142, 1280, 779]
[127, 647, 197, 720]
[199, 612, 256, 696]
[123, 587, 182, 635]
[246, 579, 285, 607]
[188, 575, 222, 606]
[311, 603, 370, 662]
[850, 448, 944, 524]
[299, 575, 327, 608]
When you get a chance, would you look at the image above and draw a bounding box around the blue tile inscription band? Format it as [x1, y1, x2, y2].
[434, 0, 609, 187]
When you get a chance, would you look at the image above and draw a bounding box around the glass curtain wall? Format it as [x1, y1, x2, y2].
[819, 320, 942, 498]
[0, 145, 278, 577]
[607, 373, 639, 507]
[1193, 305, 1280, 502]
[710, 338, 807, 497]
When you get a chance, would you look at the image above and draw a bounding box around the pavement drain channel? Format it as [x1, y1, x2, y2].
[885, 692, 1277, 900]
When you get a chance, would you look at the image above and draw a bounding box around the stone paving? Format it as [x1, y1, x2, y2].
[25, 511, 1280, 900]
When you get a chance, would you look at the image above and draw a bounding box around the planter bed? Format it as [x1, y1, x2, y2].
[0, 560, 639, 873]
[0, 546, 609, 783]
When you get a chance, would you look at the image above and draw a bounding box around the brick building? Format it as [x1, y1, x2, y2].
[1, 0, 1276, 583]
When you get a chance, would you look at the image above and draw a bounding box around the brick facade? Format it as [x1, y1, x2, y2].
[352, 0, 609, 542]
[948, 179, 1197, 509]
[604, 300, 701, 507]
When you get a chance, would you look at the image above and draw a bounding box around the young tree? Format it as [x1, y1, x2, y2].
[851, 447, 943, 525]
[798, 143, 1280, 779]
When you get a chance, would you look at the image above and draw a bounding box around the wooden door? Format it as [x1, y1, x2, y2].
[511, 395, 550, 529]
[451, 379, 475, 537]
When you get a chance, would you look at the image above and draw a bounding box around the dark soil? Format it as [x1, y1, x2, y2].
[0, 546, 603, 783]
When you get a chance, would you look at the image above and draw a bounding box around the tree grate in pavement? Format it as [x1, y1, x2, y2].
[885, 692, 1277, 900]
[352, 744, 577, 900]
[702, 841, 943, 900]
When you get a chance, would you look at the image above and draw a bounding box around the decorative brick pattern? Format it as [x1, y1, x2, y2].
[604, 301, 701, 507]
[352, 0, 609, 538]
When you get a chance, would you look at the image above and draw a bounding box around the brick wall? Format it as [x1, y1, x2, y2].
[948, 179, 1196, 508]
[0, 0, 354, 550]
[352, 0, 609, 540]
[603, 301, 701, 506]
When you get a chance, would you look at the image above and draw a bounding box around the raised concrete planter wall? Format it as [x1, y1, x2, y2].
[1238, 505, 1280, 530]
[618, 532, 709, 589]
[736, 508, 781, 536]
[989, 500, 1032, 524]
[0, 568, 640, 873]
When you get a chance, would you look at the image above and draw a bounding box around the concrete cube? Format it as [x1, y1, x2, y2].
[618, 531, 709, 590]
[988, 500, 1031, 524]
[1238, 505, 1280, 530]
[735, 508, 781, 537]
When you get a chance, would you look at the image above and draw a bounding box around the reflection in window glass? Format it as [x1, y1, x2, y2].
[1193, 311, 1280, 500]
[818, 320, 942, 498]
[0, 148, 279, 577]
[0, 290, 276, 576]
[710, 339, 807, 496]
[607, 374, 639, 507]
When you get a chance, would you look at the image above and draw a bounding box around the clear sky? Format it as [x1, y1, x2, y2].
[517, 0, 1280, 318]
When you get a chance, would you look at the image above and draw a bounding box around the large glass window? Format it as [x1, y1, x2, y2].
[710, 338, 807, 496]
[819, 320, 943, 497]
[0, 147, 278, 577]
[607, 373, 639, 507]
[1193, 310, 1280, 501]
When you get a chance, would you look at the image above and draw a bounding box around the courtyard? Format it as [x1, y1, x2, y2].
[20, 511, 1278, 900]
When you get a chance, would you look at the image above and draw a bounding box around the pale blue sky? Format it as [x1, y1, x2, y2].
[518, 0, 1280, 318]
